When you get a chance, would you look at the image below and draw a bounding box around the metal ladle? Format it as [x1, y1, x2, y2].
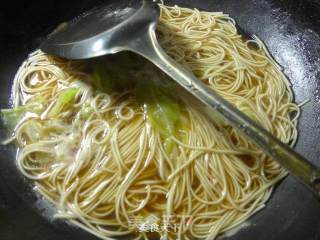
[40, 0, 320, 196]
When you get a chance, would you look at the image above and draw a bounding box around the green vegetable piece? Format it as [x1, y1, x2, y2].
[1, 107, 26, 130]
[48, 88, 79, 117]
[1, 95, 46, 130]
[135, 76, 187, 154]
[92, 64, 113, 93]
[92, 58, 188, 154]
[92, 63, 132, 93]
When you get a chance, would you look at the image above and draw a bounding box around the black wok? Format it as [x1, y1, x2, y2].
[0, 0, 320, 239]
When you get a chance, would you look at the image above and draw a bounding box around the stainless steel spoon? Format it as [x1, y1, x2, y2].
[40, 0, 320, 196]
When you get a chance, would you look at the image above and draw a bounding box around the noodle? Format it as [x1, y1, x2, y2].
[2, 4, 300, 240]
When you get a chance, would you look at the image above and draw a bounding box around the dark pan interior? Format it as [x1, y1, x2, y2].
[0, 0, 320, 239]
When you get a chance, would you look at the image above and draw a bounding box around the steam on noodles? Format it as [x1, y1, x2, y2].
[1, 4, 300, 240]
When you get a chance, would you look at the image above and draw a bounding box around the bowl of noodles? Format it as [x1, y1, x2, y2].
[0, 1, 320, 240]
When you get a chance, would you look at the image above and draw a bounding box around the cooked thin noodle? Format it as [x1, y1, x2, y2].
[5, 4, 300, 240]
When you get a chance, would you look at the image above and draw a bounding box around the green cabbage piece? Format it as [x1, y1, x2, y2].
[1, 96, 45, 130]
[92, 57, 136, 93]
[1, 107, 26, 130]
[92, 59, 187, 154]
[135, 76, 186, 153]
[48, 88, 79, 117]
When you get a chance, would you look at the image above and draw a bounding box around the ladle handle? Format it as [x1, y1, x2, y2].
[127, 24, 320, 197]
